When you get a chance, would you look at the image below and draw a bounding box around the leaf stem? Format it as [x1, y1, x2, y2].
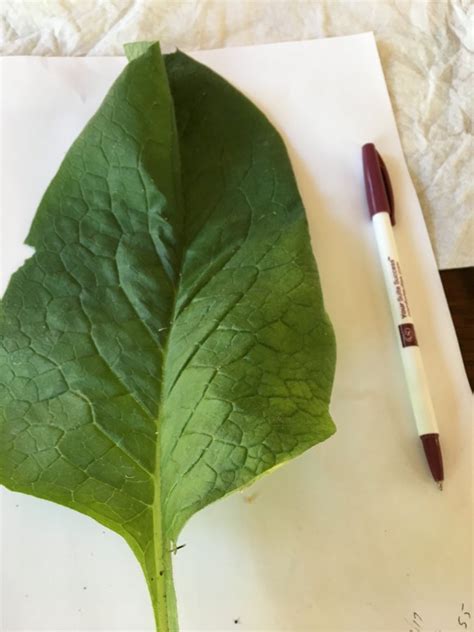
[149, 409, 178, 632]
[148, 538, 178, 632]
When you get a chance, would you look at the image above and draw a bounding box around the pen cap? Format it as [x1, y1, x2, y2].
[362, 143, 395, 225]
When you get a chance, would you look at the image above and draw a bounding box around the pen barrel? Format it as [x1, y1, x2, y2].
[372, 213, 439, 437]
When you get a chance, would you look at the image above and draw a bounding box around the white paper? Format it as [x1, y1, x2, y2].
[0, 34, 472, 632]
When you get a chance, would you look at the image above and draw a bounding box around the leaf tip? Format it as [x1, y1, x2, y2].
[124, 41, 161, 62]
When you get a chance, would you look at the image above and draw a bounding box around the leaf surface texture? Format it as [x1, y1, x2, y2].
[0, 43, 336, 630]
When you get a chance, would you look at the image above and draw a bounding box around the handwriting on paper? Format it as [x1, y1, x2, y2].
[458, 603, 472, 630]
[406, 603, 472, 631]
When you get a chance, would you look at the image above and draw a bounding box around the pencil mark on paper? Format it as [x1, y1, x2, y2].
[406, 610, 424, 632]
[405, 602, 472, 632]
[458, 601, 472, 629]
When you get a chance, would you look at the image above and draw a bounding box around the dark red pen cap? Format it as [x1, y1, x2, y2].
[362, 143, 395, 225]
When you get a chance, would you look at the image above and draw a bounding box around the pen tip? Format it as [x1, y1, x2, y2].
[437, 481, 443, 491]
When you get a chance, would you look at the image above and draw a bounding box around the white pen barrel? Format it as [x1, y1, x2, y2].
[372, 212, 439, 437]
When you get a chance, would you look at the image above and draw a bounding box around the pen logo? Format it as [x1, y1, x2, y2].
[399, 323, 418, 347]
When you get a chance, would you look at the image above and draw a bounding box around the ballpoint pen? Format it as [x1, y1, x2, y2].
[362, 143, 444, 489]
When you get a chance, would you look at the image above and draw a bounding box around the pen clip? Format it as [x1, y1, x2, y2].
[376, 150, 395, 225]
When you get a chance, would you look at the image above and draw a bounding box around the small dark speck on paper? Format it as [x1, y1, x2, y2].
[243, 492, 258, 504]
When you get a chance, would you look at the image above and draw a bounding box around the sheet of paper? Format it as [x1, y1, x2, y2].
[0, 34, 472, 632]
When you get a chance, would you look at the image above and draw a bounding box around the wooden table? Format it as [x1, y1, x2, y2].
[440, 267, 474, 390]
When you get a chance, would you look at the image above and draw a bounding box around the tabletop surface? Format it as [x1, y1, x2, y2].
[440, 267, 474, 391]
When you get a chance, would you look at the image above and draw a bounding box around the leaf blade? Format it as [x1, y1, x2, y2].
[0, 43, 336, 630]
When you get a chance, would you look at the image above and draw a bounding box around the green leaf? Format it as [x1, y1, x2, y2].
[0, 42, 336, 630]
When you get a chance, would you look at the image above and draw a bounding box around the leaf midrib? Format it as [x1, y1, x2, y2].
[147, 48, 187, 631]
